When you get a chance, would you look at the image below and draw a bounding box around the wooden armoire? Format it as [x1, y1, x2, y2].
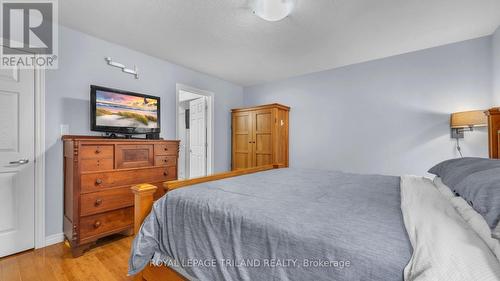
[231, 104, 290, 170]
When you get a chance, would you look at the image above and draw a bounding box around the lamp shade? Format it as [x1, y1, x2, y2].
[450, 110, 487, 128]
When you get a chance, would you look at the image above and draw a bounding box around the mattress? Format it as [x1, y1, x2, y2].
[129, 168, 412, 280]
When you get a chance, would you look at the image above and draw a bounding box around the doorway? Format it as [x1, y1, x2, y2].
[176, 84, 214, 179]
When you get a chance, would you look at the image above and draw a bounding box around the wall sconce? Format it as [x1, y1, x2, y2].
[450, 110, 487, 138]
[105, 57, 139, 79]
[450, 110, 487, 157]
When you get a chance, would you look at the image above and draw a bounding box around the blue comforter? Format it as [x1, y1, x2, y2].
[129, 168, 412, 280]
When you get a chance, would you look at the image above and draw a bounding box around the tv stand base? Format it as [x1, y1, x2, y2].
[103, 133, 160, 140]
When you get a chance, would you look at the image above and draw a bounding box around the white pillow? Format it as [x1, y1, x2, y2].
[432, 177, 456, 199]
[494, 224, 500, 240]
[433, 177, 500, 262]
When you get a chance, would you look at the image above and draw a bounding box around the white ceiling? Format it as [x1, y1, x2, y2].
[60, 0, 500, 86]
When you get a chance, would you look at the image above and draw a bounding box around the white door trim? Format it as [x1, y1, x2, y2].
[34, 62, 46, 249]
[176, 84, 214, 175]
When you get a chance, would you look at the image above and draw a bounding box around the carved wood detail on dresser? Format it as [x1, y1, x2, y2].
[62, 136, 179, 257]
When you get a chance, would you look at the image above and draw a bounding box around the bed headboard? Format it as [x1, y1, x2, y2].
[486, 108, 500, 159]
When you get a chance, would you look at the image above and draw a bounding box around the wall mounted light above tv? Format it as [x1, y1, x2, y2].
[90, 85, 160, 138]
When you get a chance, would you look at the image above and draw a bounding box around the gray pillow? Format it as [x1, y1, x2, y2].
[429, 157, 500, 230]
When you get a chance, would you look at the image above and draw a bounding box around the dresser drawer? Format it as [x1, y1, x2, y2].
[116, 144, 154, 169]
[80, 187, 133, 216]
[80, 145, 114, 159]
[79, 207, 133, 240]
[164, 166, 177, 180]
[154, 156, 177, 167]
[154, 143, 178, 156]
[81, 158, 113, 172]
[81, 167, 171, 193]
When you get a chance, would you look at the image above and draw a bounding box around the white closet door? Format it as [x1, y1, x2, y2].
[0, 60, 35, 257]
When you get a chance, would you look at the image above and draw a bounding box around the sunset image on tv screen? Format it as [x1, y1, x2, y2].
[95, 90, 158, 128]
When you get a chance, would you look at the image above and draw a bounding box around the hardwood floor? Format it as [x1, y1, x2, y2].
[0, 235, 134, 281]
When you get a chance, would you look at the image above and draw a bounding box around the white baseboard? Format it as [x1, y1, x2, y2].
[45, 233, 64, 247]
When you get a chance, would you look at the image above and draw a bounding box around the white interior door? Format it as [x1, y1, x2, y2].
[178, 108, 186, 179]
[189, 97, 207, 178]
[0, 62, 35, 257]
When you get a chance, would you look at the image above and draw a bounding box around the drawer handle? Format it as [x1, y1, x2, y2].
[94, 199, 103, 207]
[95, 149, 101, 154]
[163, 171, 168, 176]
[95, 179, 103, 185]
[163, 159, 168, 163]
[93, 221, 101, 229]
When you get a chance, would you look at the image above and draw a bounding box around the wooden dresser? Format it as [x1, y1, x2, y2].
[231, 104, 290, 170]
[62, 136, 179, 257]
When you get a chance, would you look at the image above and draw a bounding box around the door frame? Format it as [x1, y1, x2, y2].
[34, 62, 46, 249]
[175, 84, 214, 176]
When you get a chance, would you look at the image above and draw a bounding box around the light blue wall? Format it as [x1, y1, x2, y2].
[493, 27, 500, 104]
[45, 26, 497, 237]
[45, 26, 243, 236]
[244, 37, 493, 176]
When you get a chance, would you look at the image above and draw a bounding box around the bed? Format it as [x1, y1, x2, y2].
[128, 162, 500, 281]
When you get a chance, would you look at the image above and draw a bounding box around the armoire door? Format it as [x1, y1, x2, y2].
[232, 111, 253, 169]
[252, 109, 273, 167]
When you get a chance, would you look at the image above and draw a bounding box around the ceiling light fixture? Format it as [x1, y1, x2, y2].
[252, 0, 294, 22]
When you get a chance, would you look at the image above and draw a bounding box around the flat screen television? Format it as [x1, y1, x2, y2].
[90, 85, 160, 136]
